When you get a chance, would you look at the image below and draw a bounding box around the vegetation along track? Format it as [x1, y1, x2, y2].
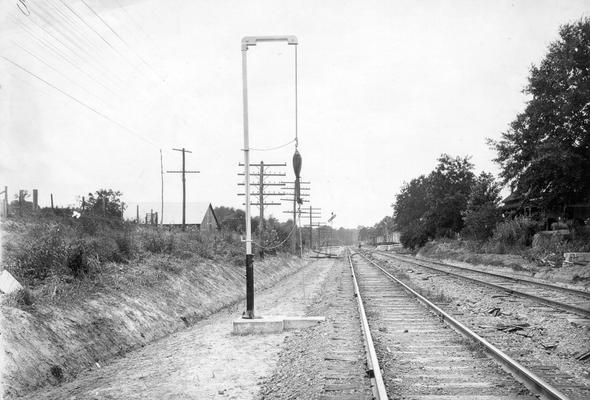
[348, 249, 571, 400]
[372, 250, 590, 319]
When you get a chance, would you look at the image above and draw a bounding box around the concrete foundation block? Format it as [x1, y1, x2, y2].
[232, 315, 326, 335]
[564, 252, 590, 264]
[283, 316, 326, 330]
[233, 317, 284, 335]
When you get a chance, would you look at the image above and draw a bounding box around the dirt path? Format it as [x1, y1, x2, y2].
[28, 257, 334, 400]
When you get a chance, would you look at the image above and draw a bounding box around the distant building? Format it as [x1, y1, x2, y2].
[124, 202, 220, 231]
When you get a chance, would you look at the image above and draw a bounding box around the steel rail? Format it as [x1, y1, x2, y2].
[357, 251, 571, 400]
[347, 250, 388, 400]
[390, 251, 590, 298]
[372, 251, 590, 318]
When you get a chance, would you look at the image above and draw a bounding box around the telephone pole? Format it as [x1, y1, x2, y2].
[238, 161, 286, 257]
[167, 147, 200, 230]
[301, 206, 321, 250]
[160, 149, 164, 226]
[281, 180, 310, 254]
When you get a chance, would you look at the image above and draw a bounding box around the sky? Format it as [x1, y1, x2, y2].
[0, 0, 588, 228]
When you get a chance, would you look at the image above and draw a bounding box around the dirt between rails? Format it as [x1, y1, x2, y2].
[0, 253, 312, 399]
[10, 255, 337, 400]
[372, 251, 590, 400]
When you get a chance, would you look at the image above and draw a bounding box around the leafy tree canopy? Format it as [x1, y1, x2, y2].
[84, 189, 125, 219]
[393, 154, 475, 247]
[490, 18, 590, 210]
[461, 172, 503, 240]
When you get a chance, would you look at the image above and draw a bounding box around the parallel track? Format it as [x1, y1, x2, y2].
[348, 250, 571, 400]
[372, 250, 590, 318]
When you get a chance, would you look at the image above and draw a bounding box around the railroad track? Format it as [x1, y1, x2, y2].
[348, 249, 571, 400]
[370, 250, 590, 318]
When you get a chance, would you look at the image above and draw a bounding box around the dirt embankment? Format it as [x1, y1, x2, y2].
[1, 253, 304, 399]
[417, 241, 590, 287]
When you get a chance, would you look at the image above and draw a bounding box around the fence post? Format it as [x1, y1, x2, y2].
[33, 189, 38, 211]
[18, 190, 24, 217]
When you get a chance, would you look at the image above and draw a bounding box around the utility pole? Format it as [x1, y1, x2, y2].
[0, 186, 7, 220]
[238, 161, 286, 258]
[281, 181, 310, 254]
[167, 147, 200, 231]
[301, 206, 321, 250]
[32, 189, 38, 211]
[160, 149, 164, 226]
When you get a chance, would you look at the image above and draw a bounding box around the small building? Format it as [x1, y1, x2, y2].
[125, 202, 220, 231]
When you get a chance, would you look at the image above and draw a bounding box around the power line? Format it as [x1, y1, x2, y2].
[15, 8, 125, 91]
[10, 40, 112, 111]
[8, 13, 119, 97]
[9, 6, 161, 124]
[50, 0, 153, 82]
[79, 0, 161, 81]
[2, 56, 159, 148]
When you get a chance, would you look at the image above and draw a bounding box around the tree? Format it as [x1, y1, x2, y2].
[84, 189, 125, 219]
[214, 206, 245, 232]
[426, 154, 475, 236]
[462, 172, 502, 240]
[490, 18, 590, 211]
[393, 175, 429, 230]
[393, 154, 475, 247]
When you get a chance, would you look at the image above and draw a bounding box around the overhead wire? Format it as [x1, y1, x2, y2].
[51, 0, 153, 81]
[27, 0, 134, 89]
[250, 139, 296, 152]
[79, 0, 162, 82]
[9, 40, 113, 111]
[6, 2, 206, 155]
[7, 13, 120, 97]
[106, 0, 204, 132]
[8, 4, 168, 142]
[42, 0, 159, 108]
[13, 7, 126, 91]
[2, 56, 159, 148]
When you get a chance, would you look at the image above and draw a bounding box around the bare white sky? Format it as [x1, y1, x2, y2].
[0, 0, 588, 228]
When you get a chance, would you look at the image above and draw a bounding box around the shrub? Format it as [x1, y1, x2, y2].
[66, 240, 92, 277]
[400, 221, 430, 250]
[8, 223, 69, 281]
[113, 231, 136, 260]
[4, 288, 34, 308]
[462, 203, 502, 241]
[491, 218, 542, 248]
[142, 229, 176, 254]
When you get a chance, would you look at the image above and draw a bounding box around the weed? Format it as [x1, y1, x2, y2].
[7, 223, 69, 282]
[4, 288, 34, 308]
[142, 229, 176, 254]
[50, 365, 64, 381]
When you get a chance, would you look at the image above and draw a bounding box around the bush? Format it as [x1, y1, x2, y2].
[142, 229, 176, 254]
[400, 221, 430, 250]
[8, 223, 69, 281]
[491, 218, 542, 248]
[4, 288, 34, 308]
[113, 231, 136, 260]
[66, 240, 92, 276]
[462, 203, 502, 241]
